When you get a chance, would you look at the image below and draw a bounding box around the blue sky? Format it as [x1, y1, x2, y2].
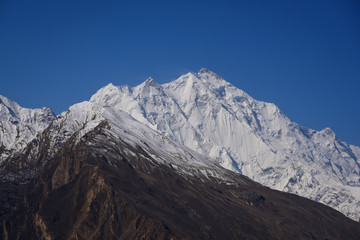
[1, 0, 359, 146]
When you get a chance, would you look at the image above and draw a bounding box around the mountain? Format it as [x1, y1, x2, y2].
[89, 68, 360, 221]
[0, 95, 55, 162]
[1, 99, 360, 239]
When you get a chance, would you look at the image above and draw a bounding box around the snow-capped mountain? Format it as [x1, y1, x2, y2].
[89, 68, 360, 221]
[1, 93, 360, 239]
[0, 95, 55, 161]
[47, 100, 228, 179]
[0, 98, 232, 184]
[1, 68, 359, 222]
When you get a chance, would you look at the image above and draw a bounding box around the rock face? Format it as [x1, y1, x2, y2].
[1, 101, 360, 239]
[89, 69, 360, 221]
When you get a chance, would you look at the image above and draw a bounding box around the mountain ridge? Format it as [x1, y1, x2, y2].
[0, 94, 55, 162]
[89, 69, 360, 221]
[1, 69, 360, 221]
[1, 92, 360, 239]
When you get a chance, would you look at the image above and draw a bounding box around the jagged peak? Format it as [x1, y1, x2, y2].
[0, 94, 55, 118]
[198, 67, 211, 74]
[144, 77, 159, 87]
[179, 71, 199, 80]
[135, 77, 163, 94]
[197, 68, 223, 80]
[90, 83, 121, 103]
[102, 83, 119, 91]
[0, 94, 20, 109]
[320, 127, 336, 137]
[163, 71, 204, 90]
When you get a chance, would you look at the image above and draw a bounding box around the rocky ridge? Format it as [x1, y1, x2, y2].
[1, 97, 360, 239]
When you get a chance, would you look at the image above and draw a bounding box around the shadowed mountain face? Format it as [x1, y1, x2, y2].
[1, 120, 360, 240]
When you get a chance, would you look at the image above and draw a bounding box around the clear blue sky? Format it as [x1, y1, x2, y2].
[1, 0, 359, 146]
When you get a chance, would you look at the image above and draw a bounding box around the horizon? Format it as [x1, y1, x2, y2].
[1, 0, 359, 146]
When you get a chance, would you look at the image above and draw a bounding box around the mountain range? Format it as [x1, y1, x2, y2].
[1, 68, 360, 239]
[89, 68, 360, 221]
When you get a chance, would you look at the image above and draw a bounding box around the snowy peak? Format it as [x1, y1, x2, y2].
[2, 69, 360, 221]
[85, 68, 360, 221]
[320, 127, 336, 138]
[0, 95, 20, 117]
[38, 99, 222, 180]
[3, 94, 360, 239]
[0, 95, 55, 161]
[143, 77, 159, 87]
[0, 94, 54, 133]
[168, 68, 228, 90]
[89, 83, 125, 109]
[90, 69, 230, 112]
[101, 82, 118, 91]
[198, 67, 224, 81]
[198, 67, 213, 74]
[90, 83, 120, 103]
[135, 77, 164, 97]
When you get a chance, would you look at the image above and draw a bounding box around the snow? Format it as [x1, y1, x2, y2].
[89, 68, 360, 221]
[0, 95, 55, 161]
[39, 99, 230, 183]
[1, 68, 360, 221]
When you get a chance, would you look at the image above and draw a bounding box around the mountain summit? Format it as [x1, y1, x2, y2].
[1, 69, 360, 239]
[90, 69, 360, 221]
[0, 95, 55, 161]
[1, 87, 360, 239]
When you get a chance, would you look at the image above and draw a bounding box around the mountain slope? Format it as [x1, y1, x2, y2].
[1, 99, 360, 239]
[0, 95, 55, 162]
[89, 68, 360, 221]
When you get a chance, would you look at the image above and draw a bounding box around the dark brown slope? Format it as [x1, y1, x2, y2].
[1, 124, 360, 240]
